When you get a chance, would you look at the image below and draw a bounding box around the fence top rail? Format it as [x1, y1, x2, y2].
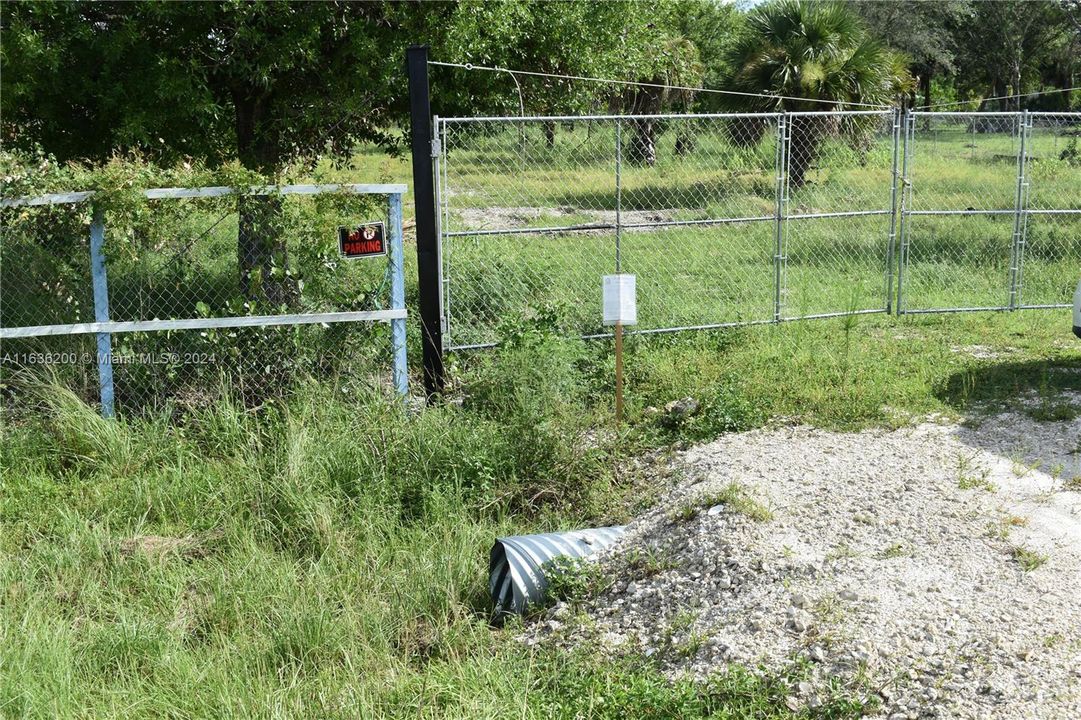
[0, 308, 408, 339]
[910, 110, 1081, 117]
[438, 109, 892, 125]
[0, 182, 408, 209]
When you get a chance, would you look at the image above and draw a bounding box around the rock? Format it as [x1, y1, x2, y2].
[664, 397, 700, 420]
[854, 512, 876, 525]
[516, 420, 1081, 719]
[787, 609, 812, 633]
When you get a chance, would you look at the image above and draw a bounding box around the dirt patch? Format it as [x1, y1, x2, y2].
[454, 205, 681, 233]
[119, 532, 220, 560]
[528, 415, 1081, 718]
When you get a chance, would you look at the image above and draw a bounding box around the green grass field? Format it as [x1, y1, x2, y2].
[3, 309, 1081, 718]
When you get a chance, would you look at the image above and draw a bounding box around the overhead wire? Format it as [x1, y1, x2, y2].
[427, 60, 896, 110]
[923, 86, 1076, 111]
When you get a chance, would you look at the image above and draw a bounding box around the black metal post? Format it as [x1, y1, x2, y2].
[407, 45, 445, 398]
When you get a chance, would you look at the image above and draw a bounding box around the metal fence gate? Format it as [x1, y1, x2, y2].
[1, 183, 408, 416]
[434, 110, 1079, 350]
[899, 111, 1081, 313]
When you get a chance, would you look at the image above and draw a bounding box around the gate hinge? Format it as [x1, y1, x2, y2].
[430, 138, 441, 158]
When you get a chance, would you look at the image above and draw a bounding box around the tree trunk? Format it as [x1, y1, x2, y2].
[674, 131, 695, 157]
[787, 120, 821, 189]
[628, 117, 657, 166]
[543, 121, 555, 149]
[234, 92, 297, 307]
[919, 71, 933, 131]
[1011, 58, 1022, 111]
[237, 193, 297, 306]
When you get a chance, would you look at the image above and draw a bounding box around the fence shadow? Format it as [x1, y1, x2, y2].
[936, 356, 1081, 412]
[936, 355, 1081, 479]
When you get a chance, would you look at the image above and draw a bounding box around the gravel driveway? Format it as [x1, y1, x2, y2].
[531, 402, 1081, 718]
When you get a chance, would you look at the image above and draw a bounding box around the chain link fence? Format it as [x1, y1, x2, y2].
[1, 185, 408, 417]
[437, 110, 1079, 349]
[897, 111, 1081, 313]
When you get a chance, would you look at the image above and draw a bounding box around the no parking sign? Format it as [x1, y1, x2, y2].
[339, 222, 387, 258]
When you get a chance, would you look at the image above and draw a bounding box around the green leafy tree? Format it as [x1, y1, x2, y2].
[432, 0, 705, 157]
[722, 0, 913, 186]
[951, 1, 1074, 110]
[854, 0, 972, 110]
[670, 0, 746, 112]
[2, 1, 428, 305]
[620, 36, 704, 165]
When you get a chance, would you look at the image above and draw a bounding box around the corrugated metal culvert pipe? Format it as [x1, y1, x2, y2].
[489, 526, 625, 616]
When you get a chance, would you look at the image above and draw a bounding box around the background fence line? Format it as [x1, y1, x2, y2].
[436, 109, 1080, 350]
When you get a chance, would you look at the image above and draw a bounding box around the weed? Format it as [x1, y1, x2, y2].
[827, 543, 860, 561]
[1026, 402, 1081, 422]
[956, 453, 995, 491]
[881, 542, 907, 559]
[545, 556, 610, 607]
[1012, 546, 1049, 572]
[623, 546, 678, 579]
[675, 482, 774, 522]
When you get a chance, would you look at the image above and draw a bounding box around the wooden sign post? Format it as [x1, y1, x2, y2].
[603, 274, 636, 425]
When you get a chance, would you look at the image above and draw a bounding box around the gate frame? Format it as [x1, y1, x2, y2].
[1, 183, 410, 416]
[435, 110, 899, 349]
[895, 109, 1081, 315]
[430, 108, 1079, 347]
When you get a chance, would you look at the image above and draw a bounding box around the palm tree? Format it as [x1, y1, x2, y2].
[724, 0, 913, 186]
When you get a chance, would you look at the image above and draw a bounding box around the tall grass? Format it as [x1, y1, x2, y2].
[3, 309, 1078, 717]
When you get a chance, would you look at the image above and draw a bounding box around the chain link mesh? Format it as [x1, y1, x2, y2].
[440, 111, 904, 347]
[442, 110, 1078, 344]
[1018, 113, 1081, 308]
[782, 112, 896, 318]
[1, 191, 400, 416]
[900, 111, 1081, 313]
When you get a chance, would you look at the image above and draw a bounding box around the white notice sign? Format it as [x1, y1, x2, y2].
[602, 274, 637, 326]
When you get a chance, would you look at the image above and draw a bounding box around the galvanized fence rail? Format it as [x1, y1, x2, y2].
[1, 184, 409, 416]
[898, 111, 1081, 313]
[435, 110, 1080, 350]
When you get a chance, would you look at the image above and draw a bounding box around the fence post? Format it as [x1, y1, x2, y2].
[388, 192, 409, 397]
[773, 113, 787, 323]
[615, 118, 622, 273]
[896, 111, 914, 314]
[89, 208, 115, 418]
[1008, 110, 1031, 310]
[885, 108, 902, 314]
[406, 44, 445, 398]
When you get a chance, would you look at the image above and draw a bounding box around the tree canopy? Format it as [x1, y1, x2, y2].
[1, 0, 702, 172]
[1, 0, 1076, 171]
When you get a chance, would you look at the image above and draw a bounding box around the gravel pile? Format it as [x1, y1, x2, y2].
[530, 410, 1081, 718]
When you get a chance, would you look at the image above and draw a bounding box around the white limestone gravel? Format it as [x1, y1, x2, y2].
[529, 406, 1081, 719]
